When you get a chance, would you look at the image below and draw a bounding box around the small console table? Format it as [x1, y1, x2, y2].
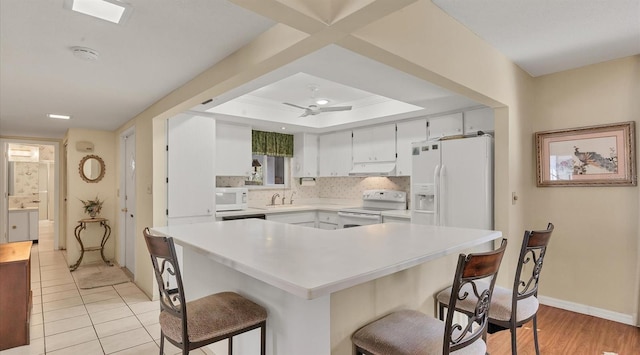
[70, 217, 112, 271]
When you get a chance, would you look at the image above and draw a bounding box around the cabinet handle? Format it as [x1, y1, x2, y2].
[12, 225, 17, 229]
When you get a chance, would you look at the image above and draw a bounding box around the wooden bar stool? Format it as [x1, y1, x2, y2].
[143, 228, 267, 355]
[352, 239, 507, 355]
[437, 223, 554, 355]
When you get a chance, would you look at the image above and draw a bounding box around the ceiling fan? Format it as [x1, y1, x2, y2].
[282, 102, 352, 117]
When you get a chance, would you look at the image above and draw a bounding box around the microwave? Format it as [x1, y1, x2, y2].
[215, 187, 248, 211]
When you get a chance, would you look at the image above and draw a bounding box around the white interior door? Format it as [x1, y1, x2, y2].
[124, 132, 136, 274]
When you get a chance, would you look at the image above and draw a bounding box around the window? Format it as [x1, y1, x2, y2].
[245, 154, 289, 188]
[248, 130, 293, 188]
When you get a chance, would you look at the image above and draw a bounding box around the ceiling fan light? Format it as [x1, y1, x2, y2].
[316, 99, 329, 105]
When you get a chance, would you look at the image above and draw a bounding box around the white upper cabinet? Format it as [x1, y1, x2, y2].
[463, 108, 494, 136]
[216, 122, 252, 176]
[352, 124, 396, 163]
[319, 131, 352, 177]
[428, 113, 463, 140]
[396, 119, 427, 176]
[293, 133, 318, 177]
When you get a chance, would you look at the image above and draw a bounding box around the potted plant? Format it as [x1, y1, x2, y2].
[80, 196, 104, 218]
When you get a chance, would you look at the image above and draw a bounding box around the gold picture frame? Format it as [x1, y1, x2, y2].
[535, 121, 636, 187]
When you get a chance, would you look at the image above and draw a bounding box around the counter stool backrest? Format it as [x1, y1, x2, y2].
[513, 223, 554, 304]
[143, 228, 187, 332]
[445, 238, 507, 354]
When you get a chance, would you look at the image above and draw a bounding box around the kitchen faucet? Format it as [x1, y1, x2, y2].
[270, 193, 280, 206]
[289, 192, 295, 205]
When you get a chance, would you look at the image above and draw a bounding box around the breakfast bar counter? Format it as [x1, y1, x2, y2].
[152, 220, 501, 355]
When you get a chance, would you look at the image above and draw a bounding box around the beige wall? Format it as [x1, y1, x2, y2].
[65, 129, 116, 267]
[531, 56, 640, 320]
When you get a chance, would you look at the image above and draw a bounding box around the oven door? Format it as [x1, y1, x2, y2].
[337, 212, 382, 228]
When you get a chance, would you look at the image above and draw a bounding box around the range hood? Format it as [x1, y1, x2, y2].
[349, 162, 396, 176]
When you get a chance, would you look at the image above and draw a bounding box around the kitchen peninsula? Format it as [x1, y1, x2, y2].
[152, 219, 501, 355]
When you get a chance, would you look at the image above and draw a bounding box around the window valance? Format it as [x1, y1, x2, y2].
[252, 130, 294, 157]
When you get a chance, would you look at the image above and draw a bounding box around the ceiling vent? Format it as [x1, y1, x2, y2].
[71, 46, 99, 61]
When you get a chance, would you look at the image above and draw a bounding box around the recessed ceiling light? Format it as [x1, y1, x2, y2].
[316, 99, 330, 105]
[281, 127, 286, 130]
[47, 114, 71, 120]
[63, 0, 132, 24]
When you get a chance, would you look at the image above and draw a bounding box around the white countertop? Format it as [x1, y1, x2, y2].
[152, 220, 501, 299]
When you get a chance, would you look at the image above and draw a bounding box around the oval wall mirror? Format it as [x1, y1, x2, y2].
[79, 155, 105, 183]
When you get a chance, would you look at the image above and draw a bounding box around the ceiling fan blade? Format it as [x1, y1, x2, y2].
[299, 110, 310, 117]
[283, 102, 308, 110]
[319, 106, 352, 112]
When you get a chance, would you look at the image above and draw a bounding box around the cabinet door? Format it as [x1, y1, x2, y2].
[371, 124, 396, 162]
[333, 131, 353, 176]
[8, 212, 29, 242]
[266, 211, 316, 224]
[317, 222, 338, 230]
[353, 124, 396, 163]
[167, 114, 215, 220]
[396, 119, 427, 176]
[28, 211, 39, 240]
[352, 127, 373, 163]
[319, 131, 352, 176]
[293, 133, 318, 177]
[216, 123, 251, 176]
[428, 113, 463, 139]
[318, 133, 335, 177]
[464, 108, 494, 136]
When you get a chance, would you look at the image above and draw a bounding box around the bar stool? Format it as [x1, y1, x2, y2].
[143, 228, 267, 355]
[352, 239, 507, 355]
[436, 223, 554, 355]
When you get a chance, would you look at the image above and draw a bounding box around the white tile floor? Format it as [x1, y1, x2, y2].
[0, 221, 210, 355]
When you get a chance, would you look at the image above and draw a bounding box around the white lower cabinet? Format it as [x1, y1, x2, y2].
[382, 216, 410, 224]
[8, 209, 39, 242]
[317, 211, 338, 230]
[266, 211, 317, 227]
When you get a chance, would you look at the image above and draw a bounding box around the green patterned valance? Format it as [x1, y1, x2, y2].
[252, 130, 294, 157]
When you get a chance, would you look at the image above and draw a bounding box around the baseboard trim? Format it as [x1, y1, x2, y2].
[538, 295, 637, 326]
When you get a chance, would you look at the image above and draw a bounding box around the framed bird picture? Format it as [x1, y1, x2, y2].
[535, 121, 636, 187]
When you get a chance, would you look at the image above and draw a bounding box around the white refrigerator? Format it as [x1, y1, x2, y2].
[410, 135, 493, 229]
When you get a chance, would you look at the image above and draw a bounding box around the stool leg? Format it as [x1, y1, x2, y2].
[510, 323, 518, 355]
[533, 314, 540, 355]
[260, 322, 266, 355]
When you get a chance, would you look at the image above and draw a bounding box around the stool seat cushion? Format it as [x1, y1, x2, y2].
[352, 310, 486, 355]
[160, 291, 267, 344]
[437, 283, 539, 322]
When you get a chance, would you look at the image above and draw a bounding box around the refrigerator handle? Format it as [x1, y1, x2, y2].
[434, 164, 441, 226]
[439, 164, 446, 226]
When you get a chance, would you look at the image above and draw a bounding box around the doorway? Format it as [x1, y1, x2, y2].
[1, 139, 60, 248]
[119, 129, 136, 277]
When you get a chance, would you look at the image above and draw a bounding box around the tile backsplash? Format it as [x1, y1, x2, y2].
[216, 175, 410, 205]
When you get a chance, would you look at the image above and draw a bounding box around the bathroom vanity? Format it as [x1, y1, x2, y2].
[8, 208, 39, 243]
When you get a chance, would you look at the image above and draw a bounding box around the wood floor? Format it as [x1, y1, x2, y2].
[486, 305, 640, 355]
